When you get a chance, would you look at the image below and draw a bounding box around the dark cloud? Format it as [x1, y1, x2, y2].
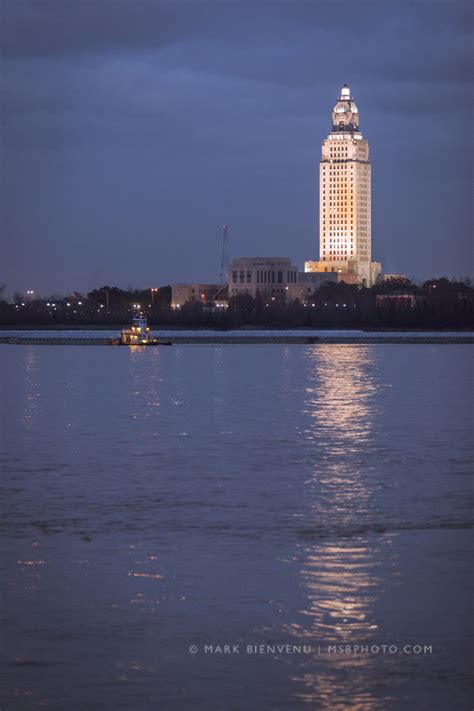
[0, 0, 208, 59]
[2, 0, 471, 61]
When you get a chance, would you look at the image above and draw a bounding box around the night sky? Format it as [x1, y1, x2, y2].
[2, 1, 472, 296]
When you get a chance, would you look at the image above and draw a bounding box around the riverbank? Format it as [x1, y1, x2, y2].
[2, 334, 473, 345]
[1, 323, 473, 332]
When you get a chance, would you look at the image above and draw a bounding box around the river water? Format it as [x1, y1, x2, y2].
[1, 344, 472, 710]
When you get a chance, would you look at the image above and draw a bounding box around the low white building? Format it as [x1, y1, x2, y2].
[171, 284, 228, 309]
[228, 257, 298, 301]
[228, 257, 338, 302]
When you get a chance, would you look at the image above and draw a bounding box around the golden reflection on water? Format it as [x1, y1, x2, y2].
[298, 543, 379, 642]
[304, 345, 379, 453]
[288, 346, 385, 710]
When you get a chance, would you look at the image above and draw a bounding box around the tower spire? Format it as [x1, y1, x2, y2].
[332, 84, 359, 132]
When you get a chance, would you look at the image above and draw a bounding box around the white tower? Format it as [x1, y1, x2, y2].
[305, 84, 381, 286]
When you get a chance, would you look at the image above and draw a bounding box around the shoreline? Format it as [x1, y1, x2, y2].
[0, 323, 473, 333]
[2, 335, 473, 345]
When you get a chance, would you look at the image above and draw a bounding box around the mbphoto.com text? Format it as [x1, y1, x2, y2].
[189, 643, 433, 656]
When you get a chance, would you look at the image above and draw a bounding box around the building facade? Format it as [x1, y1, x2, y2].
[228, 257, 299, 300]
[305, 84, 381, 286]
[228, 257, 337, 302]
[171, 283, 227, 309]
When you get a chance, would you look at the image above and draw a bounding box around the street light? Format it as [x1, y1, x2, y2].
[150, 288, 158, 309]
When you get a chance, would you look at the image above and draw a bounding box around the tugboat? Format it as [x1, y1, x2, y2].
[111, 314, 171, 346]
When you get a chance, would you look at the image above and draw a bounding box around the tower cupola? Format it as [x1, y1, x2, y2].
[332, 83, 359, 131]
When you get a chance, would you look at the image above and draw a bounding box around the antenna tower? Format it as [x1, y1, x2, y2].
[219, 224, 229, 284]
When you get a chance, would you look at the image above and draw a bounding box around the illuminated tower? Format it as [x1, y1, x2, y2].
[305, 84, 381, 286]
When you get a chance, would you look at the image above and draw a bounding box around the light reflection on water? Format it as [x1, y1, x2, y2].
[287, 346, 390, 710]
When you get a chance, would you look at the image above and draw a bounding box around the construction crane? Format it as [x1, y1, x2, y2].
[219, 224, 230, 285]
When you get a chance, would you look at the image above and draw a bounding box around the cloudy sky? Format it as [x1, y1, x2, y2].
[1, 0, 472, 296]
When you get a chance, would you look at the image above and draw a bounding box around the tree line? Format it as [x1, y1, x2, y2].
[0, 278, 472, 329]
